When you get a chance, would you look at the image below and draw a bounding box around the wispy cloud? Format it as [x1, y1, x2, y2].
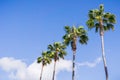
[75, 57, 102, 80]
[76, 57, 102, 68]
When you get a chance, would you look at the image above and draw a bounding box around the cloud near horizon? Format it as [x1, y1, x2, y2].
[76, 57, 102, 68]
[0, 57, 102, 80]
[0, 57, 72, 80]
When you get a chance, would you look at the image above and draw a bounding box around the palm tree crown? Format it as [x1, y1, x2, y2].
[63, 26, 88, 50]
[48, 42, 67, 61]
[37, 51, 51, 66]
[86, 4, 116, 35]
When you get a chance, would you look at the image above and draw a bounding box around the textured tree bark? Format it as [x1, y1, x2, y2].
[52, 61, 56, 80]
[40, 64, 44, 80]
[72, 50, 76, 80]
[71, 37, 77, 80]
[101, 35, 108, 80]
[100, 20, 108, 80]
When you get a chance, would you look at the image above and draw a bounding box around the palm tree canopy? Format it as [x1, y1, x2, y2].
[47, 42, 67, 61]
[86, 4, 116, 32]
[63, 26, 88, 46]
[37, 51, 52, 66]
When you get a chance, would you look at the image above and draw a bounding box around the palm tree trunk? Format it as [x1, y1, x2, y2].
[72, 50, 76, 80]
[40, 64, 44, 80]
[52, 61, 56, 80]
[101, 35, 108, 80]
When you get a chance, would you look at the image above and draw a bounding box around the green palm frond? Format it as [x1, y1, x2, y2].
[59, 50, 67, 59]
[107, 23, 114, 30]
[77, 26, 85, 35]
[63, 39, 70, 46]
[86, 4, 116, 33]
[95, 23, 100, 32]
[77, 26, 84, 31]
[104, 13, 116, 23]
[103, 26, 108, 31]
[37, 51, 52, 66]
[61, 44, 66, 49]
[104, 13, 111, 18]
[42, 51, 47, 56]
[86, 19, 95, 29]
[108, 14, 116, 23]
[63, 26, 88, 46]
[79, 35, 88, 44]
[45, 57, 52, 64]
[72, 26, 77, 33]
[48, 44, 54, 51]
[63, 34, 71, 46]
[48, 42, 67, 61]
[37, 57, 42, 63]
[103, 19, 108, 23]
[88, 10, 95, 19]
[99, 4, 104, 13]
[53, 42, 60, 48]
[65, 26, 71, 33]
[48, 51, 55, 58]
[94, 9, 100, 16]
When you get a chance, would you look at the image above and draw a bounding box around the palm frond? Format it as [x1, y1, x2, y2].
[88, 10, 95, 19]
[48, 42, 67, 61]
[37, 51, 52, 66]
[95, 23, 99, 32]
[86, 19, 95, 29]
[107, 23, 114, 30]
[77, 28, 82, 36]
[104, 13, 111, 18]
[65, 26, 71, 33]
[77, 26, 84, 33]
[48, 51, 55, 58]
[103, 26, 108, 31]
[48, 44, 54, 51]
[99, 4, 104, 12]
[54, 42, 60, 48]
[59, 50, 66, 59]
[61, 44, 66, 49]
[63, 34, 71, 46]
[37, 57, 42, 63]
[86, 4, 116, 33]
[72, 26, 77, 33]
[42, 51, 47, 56]
[103, 19, 108, 24]
[79, 35, 88, 44]
[108, 14, 116, 23]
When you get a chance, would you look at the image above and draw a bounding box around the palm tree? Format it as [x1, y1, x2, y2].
[62, 26, 88, 80]
[86, 4, 116, 80]
[37, 51, 52, 80]
[48, 42, 67, 80]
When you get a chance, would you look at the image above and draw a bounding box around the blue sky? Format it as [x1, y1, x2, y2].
[0, 0, 120, 80]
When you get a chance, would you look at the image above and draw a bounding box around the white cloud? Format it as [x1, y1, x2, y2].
[0, 57, 72, 80]
[0, 57, 102, 80]
[76, 57, 102, 68]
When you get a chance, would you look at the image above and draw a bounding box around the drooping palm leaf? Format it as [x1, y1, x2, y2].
[86, 4, 116, 32]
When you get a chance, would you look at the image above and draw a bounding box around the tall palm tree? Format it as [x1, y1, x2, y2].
[86, 4, 116, 80]
[37, 51, 52, 80]
[48, 42, 67, 80]
[62, 26, 88, 80]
